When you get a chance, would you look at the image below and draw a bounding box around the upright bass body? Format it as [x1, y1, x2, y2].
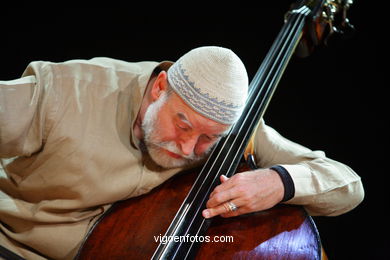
[77, 0, 353, 259]
[76, 169, 322, 259]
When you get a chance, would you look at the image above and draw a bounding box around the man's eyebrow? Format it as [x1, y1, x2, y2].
[177, 112, 230, 138]
[177, 112, 193, 127]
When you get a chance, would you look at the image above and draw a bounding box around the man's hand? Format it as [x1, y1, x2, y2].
[202, 168, 285, 218]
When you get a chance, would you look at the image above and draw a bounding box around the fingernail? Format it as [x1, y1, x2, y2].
[203, 210, 210, 218]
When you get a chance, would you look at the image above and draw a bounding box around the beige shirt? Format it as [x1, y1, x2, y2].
[0, 58, 364, 259]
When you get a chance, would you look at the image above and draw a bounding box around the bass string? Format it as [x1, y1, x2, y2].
[176, 8, 311, 259]
[177, 10, 308, 258]
[182, 6, 309, 211]
[153, 6, 311, 260]
[247, 8, 300, 97]
[184, 6, 305, 209]
[224, 8, 311, 178]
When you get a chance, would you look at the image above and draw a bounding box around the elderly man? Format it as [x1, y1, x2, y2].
[0, 46, 364, 259]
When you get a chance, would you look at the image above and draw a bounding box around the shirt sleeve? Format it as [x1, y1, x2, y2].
[0, 62, 56, 158]
[252, 119, 364, 216]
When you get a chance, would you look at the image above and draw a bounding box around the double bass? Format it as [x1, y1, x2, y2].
[76, 0, 355, 259]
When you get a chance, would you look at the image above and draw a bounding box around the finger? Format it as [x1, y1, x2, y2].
[218, 198, 251, 218]
[209, 175, 234, 198]
[206, 188, 235, 208]
[203, 201, 236, 219]
[220, 207, 247, 218]
[220, 175, 229, 183]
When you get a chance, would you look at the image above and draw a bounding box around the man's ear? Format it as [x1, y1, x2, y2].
[150, 71, 168, 101]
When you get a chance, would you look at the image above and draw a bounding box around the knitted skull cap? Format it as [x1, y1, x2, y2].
[167, 46, 248, 125]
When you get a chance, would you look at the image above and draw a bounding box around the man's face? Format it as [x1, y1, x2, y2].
[141, 91, 230, 169]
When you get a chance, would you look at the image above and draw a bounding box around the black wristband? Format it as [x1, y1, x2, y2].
[270, 165, 295, 202]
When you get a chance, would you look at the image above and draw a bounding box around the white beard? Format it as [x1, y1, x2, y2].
[141, 93, 210, 169]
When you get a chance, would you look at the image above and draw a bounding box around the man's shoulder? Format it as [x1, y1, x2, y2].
[24, 58, 160, 76]
[64, 57, 160, 72]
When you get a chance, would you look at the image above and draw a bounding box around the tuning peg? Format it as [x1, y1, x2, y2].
[339, 18, 356, 39]
[322, 0, 356, 46]
[326, 16, 356, 46]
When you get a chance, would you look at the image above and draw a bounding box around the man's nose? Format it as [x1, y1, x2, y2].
[179, 135, 198, 156]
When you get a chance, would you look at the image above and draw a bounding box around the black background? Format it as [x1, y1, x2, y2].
[1, 2, 385, 259]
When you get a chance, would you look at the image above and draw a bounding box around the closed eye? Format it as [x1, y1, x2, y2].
[201, 134, 219, 142]
[176, 123, 190, 131]
[176, 112, 192, 131]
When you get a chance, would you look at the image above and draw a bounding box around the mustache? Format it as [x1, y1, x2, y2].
[153, 141, 200, 161]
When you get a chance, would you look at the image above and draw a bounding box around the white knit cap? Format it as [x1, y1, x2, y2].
[167, 46, 248, 125]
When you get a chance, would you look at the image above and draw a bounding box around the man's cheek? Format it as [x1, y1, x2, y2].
[195, 143, 213, 156]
